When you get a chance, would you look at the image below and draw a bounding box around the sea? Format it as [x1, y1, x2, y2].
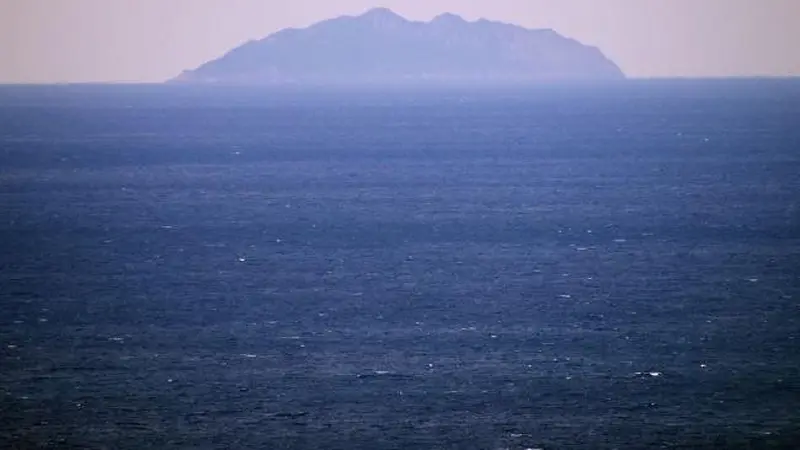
[1, 80, 799, 449]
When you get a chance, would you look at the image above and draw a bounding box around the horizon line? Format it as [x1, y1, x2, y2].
[1, 75, 799, 87]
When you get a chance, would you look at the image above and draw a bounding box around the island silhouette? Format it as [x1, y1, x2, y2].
[172, 7, 624, 85]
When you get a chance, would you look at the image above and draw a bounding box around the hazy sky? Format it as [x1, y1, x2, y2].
[1, 0, 798, 83]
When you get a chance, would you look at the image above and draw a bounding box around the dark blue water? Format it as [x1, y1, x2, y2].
[1, 81, 799, 449]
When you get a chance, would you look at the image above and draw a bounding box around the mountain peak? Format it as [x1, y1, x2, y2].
[432, 12, 466, 24]
[359, 7, 406, 22]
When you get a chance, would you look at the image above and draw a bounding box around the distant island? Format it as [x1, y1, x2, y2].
[171, 8, 625, 85]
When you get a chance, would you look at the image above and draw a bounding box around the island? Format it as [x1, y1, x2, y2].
[171, 8, 625, 85]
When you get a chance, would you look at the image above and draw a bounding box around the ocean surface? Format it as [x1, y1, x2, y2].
[1, 80, 799, 449]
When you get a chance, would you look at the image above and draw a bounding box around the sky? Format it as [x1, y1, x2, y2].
[1, 0, 798, 83]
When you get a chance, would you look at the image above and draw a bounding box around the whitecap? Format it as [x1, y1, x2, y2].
[633, 371, 662, 377]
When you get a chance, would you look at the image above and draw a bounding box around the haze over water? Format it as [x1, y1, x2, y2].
[3, 1, 800, 82]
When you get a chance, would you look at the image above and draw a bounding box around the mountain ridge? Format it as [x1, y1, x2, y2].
[171, 8, 625, 85]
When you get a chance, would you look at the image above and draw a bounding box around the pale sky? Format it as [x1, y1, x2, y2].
[1, 0, 798, 83]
